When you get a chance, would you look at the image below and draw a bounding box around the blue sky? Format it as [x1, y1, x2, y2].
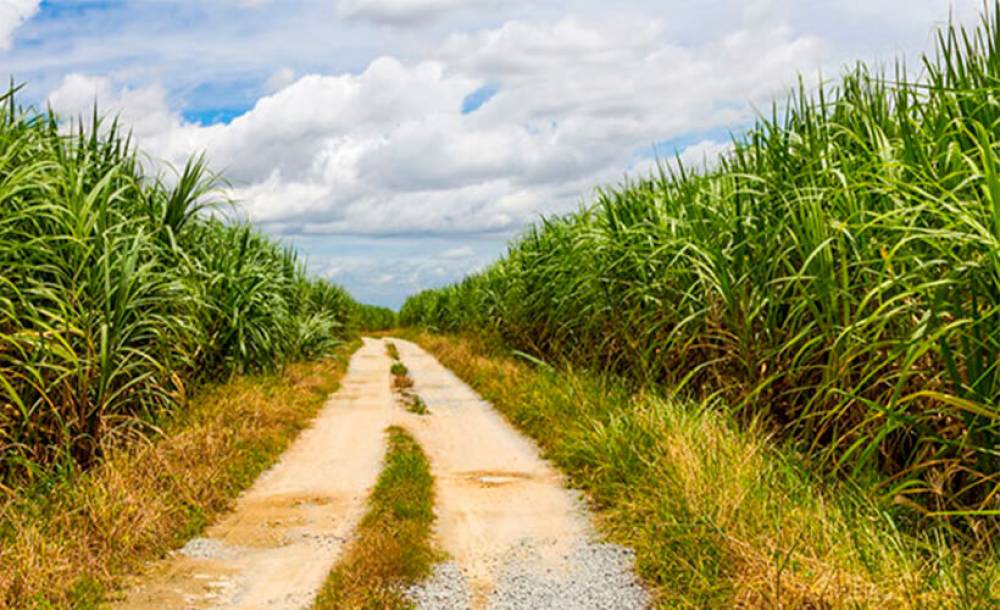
[0, 0, 985, 307]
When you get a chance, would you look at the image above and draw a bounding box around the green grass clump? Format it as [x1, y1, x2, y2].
[388, 359, 426, 414]
[0, 87, 370, 486]
[407, 395, 428, 416]
[391, 362, 409, 377]
[401, 10, 1000, 534]
[412, 332, 999, 608]
[314, 426, 439, 609]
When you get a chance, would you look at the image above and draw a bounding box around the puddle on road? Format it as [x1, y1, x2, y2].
[461, 470, 533, 488]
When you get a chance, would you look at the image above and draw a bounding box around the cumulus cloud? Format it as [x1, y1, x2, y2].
[31, 0, 987, 305]
[46, 16, 824, 240]
[0, 0, 38, 51]
[306, 237, 499, 305]
[47, 74, 179, 138]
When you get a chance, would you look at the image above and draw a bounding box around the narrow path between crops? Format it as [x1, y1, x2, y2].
[115, 337, 647, 609]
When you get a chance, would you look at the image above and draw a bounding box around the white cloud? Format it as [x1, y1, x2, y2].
[265, 66, 296, 92]
[677, 140, 735, 169]
[307, 237, 496, 304]
[0, 0, 38, 51]
[835, 0, 980, 27]
[47, 16, 824, 241]
[336, 0, 494, 24]
[47, 74, 179, 139]
[629, 139, 736, 181]
[442, 246, 475, 258]
[30, 0, 990, 305]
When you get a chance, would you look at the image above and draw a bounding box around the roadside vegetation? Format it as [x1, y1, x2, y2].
[314, 426, 438, 609]
[358, 306, 398, 332]
[409, 331, 997, 608]
[0, 342, 359, 608]
[0, 85, 386, 607]
[401, 12, 1000, 543]
[0, 85, 380, 488]
[386, 343, 428, 415]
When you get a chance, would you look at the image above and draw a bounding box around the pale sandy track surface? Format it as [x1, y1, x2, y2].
[392, 339, 591, 605]
[391, 338, 647, 610]
[115, 338, 394, 610]
[114, 337, 646, 609]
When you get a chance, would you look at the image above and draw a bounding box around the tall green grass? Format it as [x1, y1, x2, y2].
[355, 304, 398, 331]
[0, 88, 367, 485]
[412, 332, 999, 607]
[402, 10, 1000, 539]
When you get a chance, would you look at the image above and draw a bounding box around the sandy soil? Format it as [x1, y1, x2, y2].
[390, 338, 597, 609]
[115, 337, 641, 609]
[114, 338, 394, 610]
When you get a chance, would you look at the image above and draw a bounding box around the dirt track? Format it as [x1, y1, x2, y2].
[116, 337, 644, 609]
[391, 339, 594, 608]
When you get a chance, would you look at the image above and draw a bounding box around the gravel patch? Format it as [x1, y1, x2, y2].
[408, 562, 472, 609]
[179, 537, 236, 560]
[408, 540, 648, 610]
[489, 540, 648, 610]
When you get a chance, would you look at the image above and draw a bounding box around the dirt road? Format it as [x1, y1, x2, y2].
[116, 337, 646, 609]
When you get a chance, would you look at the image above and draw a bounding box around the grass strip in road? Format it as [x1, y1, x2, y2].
[407, 395, 429, 416]
[407, 331, 998, 609]
[314, 426, 439, 609]
[389, 357, 429, 416]
[0, 341, 360, 610]
[391, 362, 414, 391]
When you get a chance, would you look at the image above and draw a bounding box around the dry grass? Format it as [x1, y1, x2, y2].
[407, 331, 998, 609]
[313, 426, 438, 609]
[0, 341, 359, 610]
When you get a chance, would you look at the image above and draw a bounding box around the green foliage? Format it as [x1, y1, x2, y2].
[401, 12, 1000, 532]
[354, 304, 398, 331]
[314, 426, 438, 609]
[367, 428, 435, 533]
[390, 362, 409, 377]
[0, 87, 358, 483]
[415, 333, 998, 607]
[407, 395, 427, 416]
